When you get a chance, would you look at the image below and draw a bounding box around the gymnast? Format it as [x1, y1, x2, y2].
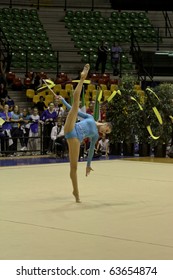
[56, 64, 112, 203]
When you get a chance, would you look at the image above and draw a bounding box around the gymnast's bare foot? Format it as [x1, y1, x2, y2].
[72, 191, 81, 203]
[81, 64, 90, 80]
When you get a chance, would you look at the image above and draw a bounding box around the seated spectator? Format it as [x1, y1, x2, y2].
[51, 117, 67, 157]
[96, 135, 110, 156]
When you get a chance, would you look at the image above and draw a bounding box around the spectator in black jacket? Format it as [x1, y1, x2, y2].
[95, 41, 109, 74]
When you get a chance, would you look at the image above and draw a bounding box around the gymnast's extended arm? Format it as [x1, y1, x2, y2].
[61, 97, 92, 119]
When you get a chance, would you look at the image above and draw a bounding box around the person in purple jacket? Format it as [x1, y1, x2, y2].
[0, 104, 12, 156]
[40, 102, 57, 154]
[56, 64, 112, 203]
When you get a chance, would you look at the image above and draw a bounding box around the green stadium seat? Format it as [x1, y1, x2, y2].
[82, 22, 90, 29]
[111, 11, 119, 19]
[96, 29, 102, 35]
[80, 34, 88, 41]
[3, 8, 12, 15]
[29, 9, 38, 16]
[78, 28, 84, 35]
[140, 17, 150, 25]
[106, 17, 113, 24]
[71, 16, 78, 23]
[75, 11, 83, 18]
[102, 22, 108, 29]
[75, 22, 82, 29]
[90, 34, 97, 42]
[80, 17, 87, 23]
[79, 47, 85, 55]
[93, 11, 101, 18]
[90, 53, 98, 63]
[21, 9, 29, 15]
[65, 10, 74, 18]
[82, 53, 89, 63]
[65, 21, 73, 29]
[64, 16, 71, 24]
[86, 29, 93, 35]
[75, 41, 82, 48]
[89, 17, 95, 23]
[97, 17, 104, 24]
[71, 33, 79, 41]
[129, 12, 138, 20]
[109, 34, 115, 42]
[120, 11, 129, 19]
[84, 11, 93, 18]
[138, 12, 148, 19]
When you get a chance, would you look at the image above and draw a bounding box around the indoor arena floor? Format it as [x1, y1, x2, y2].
[0, 157, 173, 260]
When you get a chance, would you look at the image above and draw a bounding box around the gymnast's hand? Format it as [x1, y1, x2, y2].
[56, 95, 63, 100]
[86, 166, 94, 176]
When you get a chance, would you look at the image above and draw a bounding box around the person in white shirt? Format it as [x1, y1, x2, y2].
[51, 117, 67, 157]
[28, 107, 40, 155]
[54, 98, 64, 118]
[96, 135, 109, 156]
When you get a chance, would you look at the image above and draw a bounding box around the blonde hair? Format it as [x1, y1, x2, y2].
[105, 122, 112, 132]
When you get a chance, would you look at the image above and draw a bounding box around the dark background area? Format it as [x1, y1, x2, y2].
[110, 0, 173, 11]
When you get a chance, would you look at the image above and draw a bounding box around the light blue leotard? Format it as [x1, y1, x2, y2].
[61, 98, 99, 167]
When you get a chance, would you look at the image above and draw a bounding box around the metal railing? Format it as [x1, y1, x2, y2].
[0, 122, 51, 156]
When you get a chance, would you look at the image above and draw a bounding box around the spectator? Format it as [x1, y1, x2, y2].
[111, 42, 122, 76]
[10, 105, 25, 155]
[51, 117, 67, 157]
[54, 98, 64, 118]
[86, 102, 94, 115]
[0, 61, 6, 86]
[28, 107, 40, 155]
[4, 96, 15, 112]
[100, 103, 107, 122]
[95, 41, 109, 74]
[96, 135, 110, 156]
[29, 72, 42, 91]
[35, 96, 47, 115]
[0, 104, 12, 156]
[41, 102, 57, 154]
[0, 83, 8, 101]
[20, 108, 31, 149]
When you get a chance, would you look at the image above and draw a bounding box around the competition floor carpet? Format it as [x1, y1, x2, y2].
[0, 156, 173, 260]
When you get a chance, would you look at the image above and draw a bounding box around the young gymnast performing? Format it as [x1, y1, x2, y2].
[55, 64, 112, 203]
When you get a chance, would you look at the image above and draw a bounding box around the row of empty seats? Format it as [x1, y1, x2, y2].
[0, 7, 56, 70]
[26, 79, 144, 106]
[65, 10, 157, 44]
[64, 10, 158, 71]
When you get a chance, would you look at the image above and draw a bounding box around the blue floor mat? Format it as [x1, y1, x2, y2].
[0, 155, 124, 167]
